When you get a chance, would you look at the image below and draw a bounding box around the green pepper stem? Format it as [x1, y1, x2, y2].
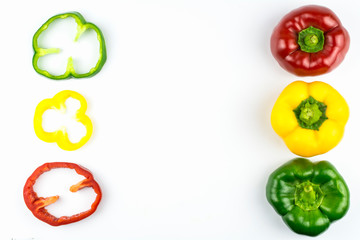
[295, 181, 324, 211]
[304, 185, 313, 193]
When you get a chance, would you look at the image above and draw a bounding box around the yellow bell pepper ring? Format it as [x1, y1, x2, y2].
[271, 81, 349, 157]
[34, 90, 93, 151]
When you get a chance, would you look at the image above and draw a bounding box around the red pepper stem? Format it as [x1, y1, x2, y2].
[298, 26, 325, 53]
[304, 34, 318, 46]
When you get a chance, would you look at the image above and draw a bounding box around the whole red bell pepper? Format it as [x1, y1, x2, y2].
[270, 5, 350, 76]
[23, 162, 102, 226]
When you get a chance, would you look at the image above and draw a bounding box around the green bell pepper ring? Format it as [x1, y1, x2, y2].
[32, 12, 107, 80]
[266, 158, 349, 236]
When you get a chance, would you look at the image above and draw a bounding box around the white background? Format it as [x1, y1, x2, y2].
[1, 0, 359, 239]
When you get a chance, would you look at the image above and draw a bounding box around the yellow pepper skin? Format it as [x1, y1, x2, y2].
[34, 90, 93, 151]
[271, 81, 349, 157]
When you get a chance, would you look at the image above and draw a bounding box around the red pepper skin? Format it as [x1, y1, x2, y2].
[270, 5, 350, 76]
[23, 162, 102, 226]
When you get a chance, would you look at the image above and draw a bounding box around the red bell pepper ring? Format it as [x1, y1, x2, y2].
[270, 5, 350, 76]
[23, 162, 102, 226]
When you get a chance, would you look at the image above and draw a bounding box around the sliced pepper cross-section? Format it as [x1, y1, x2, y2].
[23, 162, 102, 226]
[34, 90, 93, 151]
[33, 12, 106, 80]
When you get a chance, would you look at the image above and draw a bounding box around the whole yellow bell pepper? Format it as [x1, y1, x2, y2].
[34, 90, 93, 151]
[271, 81, 349, 157]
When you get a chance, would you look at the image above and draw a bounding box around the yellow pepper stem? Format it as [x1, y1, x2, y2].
[293, 96, 328, 131]
[299, 102, 322, 126]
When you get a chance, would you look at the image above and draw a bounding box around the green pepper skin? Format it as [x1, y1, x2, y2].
[32, 12, 107, 80]
[266, 158, 349, 236]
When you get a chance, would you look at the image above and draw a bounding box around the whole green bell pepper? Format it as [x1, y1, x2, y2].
[32, 12, 107, 80]
[266, 158, 349, 236]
